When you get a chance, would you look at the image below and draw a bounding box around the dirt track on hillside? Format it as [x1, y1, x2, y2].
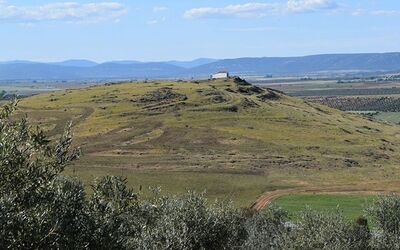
[251, 187, 390, 211]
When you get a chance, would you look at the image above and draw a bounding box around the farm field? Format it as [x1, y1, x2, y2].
[0, 81, 105, 97]
[304, 96, 400, 112]
[258, 78, 400, 96]
[288, 87, 400, 97]
[0, 83, 61, 96]
[64, 164, 400, 208]
[274, 194, 376, 219]
[15, 78, 400, 207]
[373, 112, 400, 124]
[63, 166, 295, 207]
[263, 78, 400, 125]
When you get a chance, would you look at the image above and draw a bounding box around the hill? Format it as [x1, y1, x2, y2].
[2, 53, 400, 80]
[20, 77, 400, 170]
[18, 78, 400, 206]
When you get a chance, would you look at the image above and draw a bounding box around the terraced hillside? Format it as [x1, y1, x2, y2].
[17, 78, 400, 206]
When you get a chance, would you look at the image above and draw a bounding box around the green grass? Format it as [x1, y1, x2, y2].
[64, 166, 297, 207]
[274, 194, 376, 219]
[373, 112, 400, 124]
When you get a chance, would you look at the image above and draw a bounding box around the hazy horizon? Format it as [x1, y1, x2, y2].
[2, 51, 400, 64]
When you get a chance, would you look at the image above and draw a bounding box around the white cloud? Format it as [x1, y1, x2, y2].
[147, 17, 166, 25]
[0, 1, 127, 23]
[223, 26, 279, 32]
[371, 10, 400, 17]
[351, 9, 364, 16]
[286, 0, 338, 13]
[184, 0, 338, 19]
[184, 3, 276, 19]
[147, 19, 158, 25]
[153, 6, 168, 12]
[349, 9, 400, 17]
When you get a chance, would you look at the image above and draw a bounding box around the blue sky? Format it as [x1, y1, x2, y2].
[1, 0, 399, 62]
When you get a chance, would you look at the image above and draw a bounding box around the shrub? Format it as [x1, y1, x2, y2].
[242, 205, 290, 249]
[0, 100, 88, 249]
[131, 192, 246, 249]
[367, 195, 400, 249]
[289, 208, 370, 250]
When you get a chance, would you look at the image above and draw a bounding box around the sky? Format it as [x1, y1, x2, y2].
[0, 0, 400, 62]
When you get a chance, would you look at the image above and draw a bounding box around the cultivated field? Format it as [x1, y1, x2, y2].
[15, 78, 400, 207]
[274, 194, 375, 219]
[263, 78, 400, 125]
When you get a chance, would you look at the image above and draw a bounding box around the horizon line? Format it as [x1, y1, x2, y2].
[2, 51, 400, 64]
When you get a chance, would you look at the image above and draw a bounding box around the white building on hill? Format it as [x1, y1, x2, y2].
[211, 71, 229, 79]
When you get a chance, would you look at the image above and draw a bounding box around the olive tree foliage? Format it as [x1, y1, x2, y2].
[242, 205, 291, 249]
[242, 207, 372, 250]
[130, 192, 246, 250]
[287, 208, 370, 250]
[367, 194, 400, 249]
[88, 176, 141, 249]
[0, 100, 88, 249]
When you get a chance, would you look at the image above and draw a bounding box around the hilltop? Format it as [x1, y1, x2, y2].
[18, 78, 400, 205]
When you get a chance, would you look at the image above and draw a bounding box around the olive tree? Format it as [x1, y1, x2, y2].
[0, 100, 89, 248]
[367, 195, 400, 249]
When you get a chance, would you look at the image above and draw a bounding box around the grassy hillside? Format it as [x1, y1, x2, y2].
[18, 78, 400, 206]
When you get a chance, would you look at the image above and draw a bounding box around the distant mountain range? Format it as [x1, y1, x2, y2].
[166, 58, 219, 68]
[1, 53, 400, 81]
[50, 60, 99, 67]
